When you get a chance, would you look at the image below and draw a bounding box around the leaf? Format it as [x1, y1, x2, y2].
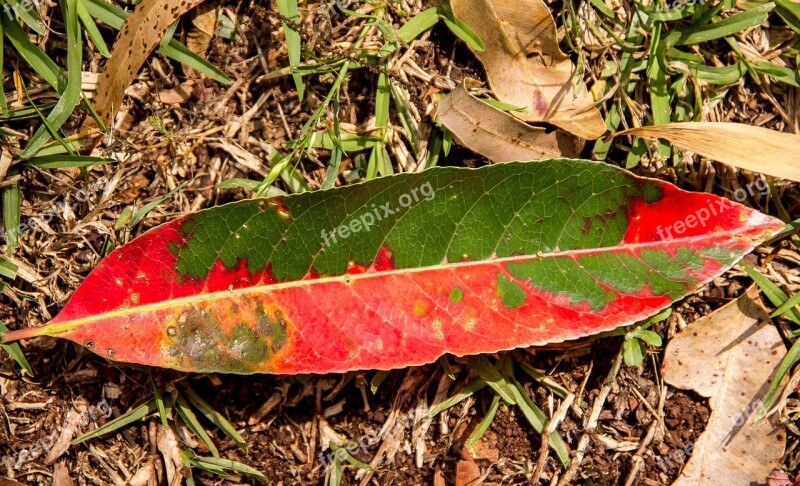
[81, 0, 230, 83]
[90, 0, 208, 125]
[437, 85, 578, 162]
[614, 122, 800, 182]
[1, 160, 782, 374]
[661, 288, 786, 484]
[449, 0, 607, 139]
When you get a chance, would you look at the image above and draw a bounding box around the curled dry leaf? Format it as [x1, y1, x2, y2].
[437, 85, 579, 162]
[89, 0, 207, 125]
[614, 122, 800, 182]
[662, 288, 786, 485]
[449, 0, 606, 140]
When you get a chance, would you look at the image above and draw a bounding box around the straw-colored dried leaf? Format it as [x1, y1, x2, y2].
[662, 287, 786, 485]
[450, 0, 606, 140]
[90, 0, 208, 125]
[615, 122, 800, 182]
[437, 85, 578, 161]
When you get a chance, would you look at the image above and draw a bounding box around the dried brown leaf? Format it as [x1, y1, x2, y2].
[456, 448, 482, 486]
[185, 1, 219, 76]
[662, 288, 786, 485]
[438, 85, 578, 162]
[90, 0, 207, 125]
[615, 122, 800, 182]
[449, 0, 606, 140]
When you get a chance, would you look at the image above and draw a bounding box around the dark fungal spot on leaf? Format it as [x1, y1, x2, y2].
[164, 299, 288, 373]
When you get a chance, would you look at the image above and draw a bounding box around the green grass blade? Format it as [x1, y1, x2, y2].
[160, 40, 231, 83]
[757, 337, 800, 417]
[180, 383, 246, 452]
[21, 0, 82, 158]
[276, 0, 303, 100]
[82, 0, 123, 27]
[0, 103, 55, 121]
[329, 442, 374, 471]
[507, 374, 571, 467]
[396, 7, 438, 43]
[753, 60, 800, 87]
[23, 155, 114, 168]
[128, 181, 186, 228]
[519, 363, 569, 398]
[0, 19, 6, 115]
[176, 392, 219, 457]
[149, 373, 170, 428]
[321, 91, 344, 190]
[73, 397, 160, 444]
[375, 72, 390, 133]
[466, 393, 500, 447]
[389, 80, 419, 153]
[5, 0, 45, 34]
[467, 356, 516, 404]
[189, 456, 267, 481]
[370, 370, 389, 394]
[0, 321, 33, 376]
[771, 290, 800, 318]
[2, 179, 21, 253]
[775, 0, 800, 34]
[0, 254, 17, 279]
[216, 178, 263, 191]
[1, 12, 64, 91]
[76, 0, 110, 57]
[742, 264, 800, 325]
[428, 378, 488, 416]
[687, 61, 747, 85]
[312, 131, 379, 151]
[438, 7, 484, 51]
[675, 3, 774, 46]
[648, 23, 671, 159]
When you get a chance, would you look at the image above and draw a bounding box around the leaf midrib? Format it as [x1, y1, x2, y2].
[47, 227, 758, 333]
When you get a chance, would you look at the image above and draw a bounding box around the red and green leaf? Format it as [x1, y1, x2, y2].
[1, 160, 783, 374]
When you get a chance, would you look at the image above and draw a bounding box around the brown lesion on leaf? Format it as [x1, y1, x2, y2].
[162, 297, 290, 373]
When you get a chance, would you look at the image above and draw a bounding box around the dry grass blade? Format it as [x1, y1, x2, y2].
[662, 288, 786, 484]
[449, 0, 606, 140]
[614, 122, 800, 181]
[89, 0, 208, 125]
[437, 85, 578, 162]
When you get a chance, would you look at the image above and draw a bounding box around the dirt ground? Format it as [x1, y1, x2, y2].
[1, 0, 799, 484]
